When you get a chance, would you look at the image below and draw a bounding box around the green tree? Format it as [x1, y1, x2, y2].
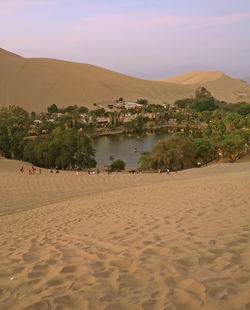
[78, 106, 89, 114]
[152, 134, 198, 170]
[62, 105, 78, 113]
[30, 111, 36, 119]
[190, 97, 217, 112]
[110, 159, 125, 171]
[136, 99, 148, 106]
[224, 113, 245, 130]
[138, 152, 153, 171]
[235, 103, 250, 116]
[174, 98, 193, 109]
[23, 127, 96, 169]
[200, 111, 212, 123]
[134, 115, 149, 132]
[219, 133, 246, 157]
[195, 87, 212, 99]
[193, 138, 215, 164]
[0, 106, 30, 159]
[47, 104, 58, 114]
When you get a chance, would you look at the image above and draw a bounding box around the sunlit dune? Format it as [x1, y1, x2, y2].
[2, 48, 250, 113]
[0, 48, 192, 112]
[0, 157, 250, 310]
[160, 70, 224, 85]
[160, 70, 250, 103]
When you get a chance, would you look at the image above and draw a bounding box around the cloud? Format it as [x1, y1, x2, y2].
[206, 12, 250, 26]
[73, 13, 190, 34]
[62, 11, 250, 38]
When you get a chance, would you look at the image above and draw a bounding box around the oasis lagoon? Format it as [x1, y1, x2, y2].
[93, 129, 172, 167]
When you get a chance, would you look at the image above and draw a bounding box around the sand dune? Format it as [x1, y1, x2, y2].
[0, 158, 250, 310]
[160, 70, 224, 85]
[0, 48, 192, 112]
[160, 70, 250, 103]
[1, 48, 250, 113]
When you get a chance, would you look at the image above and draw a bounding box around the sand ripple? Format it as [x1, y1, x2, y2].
[0, 160, 250, 309]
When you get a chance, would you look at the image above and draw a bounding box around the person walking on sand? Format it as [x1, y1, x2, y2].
[167, 168, 170, 175]
[20, 167, 24, 173]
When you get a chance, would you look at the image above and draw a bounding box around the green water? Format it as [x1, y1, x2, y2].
[93, 129, 172, 167]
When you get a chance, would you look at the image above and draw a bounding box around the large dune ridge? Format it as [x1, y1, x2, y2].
[160, 70, 250, 103]
[0, 157, 250, 310]
[0, 48, 193, 112]
[1, 48, 250, 113]
[160, 70, 224, 85]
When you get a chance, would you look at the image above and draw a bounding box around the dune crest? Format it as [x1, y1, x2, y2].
[1, 48, 250, 112]
[160, 70, 225, 85]
[160, 70, 250, 102]
[0, 48, 192, 112]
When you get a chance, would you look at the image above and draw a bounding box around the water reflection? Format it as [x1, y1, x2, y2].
[93, 129, 172, 167]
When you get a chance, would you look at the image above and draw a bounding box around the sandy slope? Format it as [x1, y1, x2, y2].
[0, 158, 250, 310]
[160, 70, 224, 85]
[1, 48, 250, 113]
[0, 48, 192, 112]
[160, 70, 250, 103]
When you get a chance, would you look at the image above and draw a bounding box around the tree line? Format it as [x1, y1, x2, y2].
[0, 106, 96, 169]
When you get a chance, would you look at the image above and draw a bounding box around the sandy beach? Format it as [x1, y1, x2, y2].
[0, 158, 250, 310]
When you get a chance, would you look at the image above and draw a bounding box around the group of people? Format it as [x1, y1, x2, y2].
[20, 166, 42, 175]
[20, 166, 61, 175]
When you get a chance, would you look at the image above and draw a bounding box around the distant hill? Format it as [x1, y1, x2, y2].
[160, 70, 250, 103]
[0, 48, 193, 112]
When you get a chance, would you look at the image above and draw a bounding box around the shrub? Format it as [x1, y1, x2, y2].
[138, 152, 153, 171]
[110, 159, 126, 171]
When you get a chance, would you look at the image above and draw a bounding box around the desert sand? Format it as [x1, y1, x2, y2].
[1, 48, 250, 113]
[0, 48, 192, 112]
[160, 70, 224, 85]
[0, 157, 250, 310]
[160, 70, 250, 103]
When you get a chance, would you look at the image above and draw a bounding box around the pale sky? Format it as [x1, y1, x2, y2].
[1, 0, 250, 79]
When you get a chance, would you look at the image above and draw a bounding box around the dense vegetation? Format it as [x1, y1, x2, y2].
[109, 159, 126, 172]
[0, 88, 249, 171]
[0, 106, 96, 169]
[137, 87, 250, 171]
[23, 128, 96, 169]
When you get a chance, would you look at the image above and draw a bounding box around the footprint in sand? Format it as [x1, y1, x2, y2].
[23, 300, 51, 310]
